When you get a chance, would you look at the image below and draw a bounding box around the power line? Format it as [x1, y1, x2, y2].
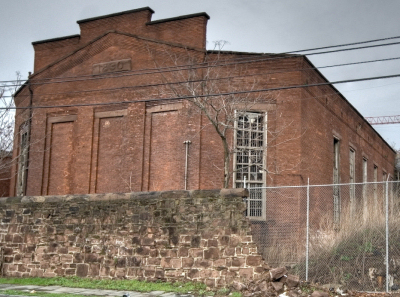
[3, 55, 400, 98]
[2, 35, 400, 86]
[4, 72, 400, 110]
[286, 35, 400, 54]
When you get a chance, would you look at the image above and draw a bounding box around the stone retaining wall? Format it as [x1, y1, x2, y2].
[0, 189, 267, 287]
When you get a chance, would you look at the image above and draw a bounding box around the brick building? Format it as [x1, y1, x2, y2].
[11, 7, 395, 222]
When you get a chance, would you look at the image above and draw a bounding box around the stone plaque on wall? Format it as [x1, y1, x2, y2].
[92, 59, 131, 75]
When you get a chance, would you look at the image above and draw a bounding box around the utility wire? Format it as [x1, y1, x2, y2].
[286, 35, 400, 54]
[3, 55, 400, 100]
[3, 54, 400, 95]
[3, 72, 400, 110]
[2, 35, 400, 85]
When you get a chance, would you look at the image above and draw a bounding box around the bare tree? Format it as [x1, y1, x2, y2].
[150, 42, 284, 188]
[0, 72, 22, 196]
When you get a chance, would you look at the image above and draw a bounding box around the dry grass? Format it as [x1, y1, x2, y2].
[302, 194, 400, 290]
[256, 186, 400, 291]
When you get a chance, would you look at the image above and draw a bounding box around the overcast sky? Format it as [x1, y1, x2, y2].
[1, 0, 400, 148]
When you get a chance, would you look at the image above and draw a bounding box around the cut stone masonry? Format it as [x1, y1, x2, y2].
[0, 189, 267, 288]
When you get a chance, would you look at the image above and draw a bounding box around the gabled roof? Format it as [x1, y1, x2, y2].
[16, 30, 207, 97]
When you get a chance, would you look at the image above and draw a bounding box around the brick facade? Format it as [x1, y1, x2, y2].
[10, 7, 395, 215]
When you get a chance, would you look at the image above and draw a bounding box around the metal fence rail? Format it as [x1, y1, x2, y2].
[248, 181, 400, 292]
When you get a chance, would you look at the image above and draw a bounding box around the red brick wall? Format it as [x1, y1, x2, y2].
[10, 8, 395, 204]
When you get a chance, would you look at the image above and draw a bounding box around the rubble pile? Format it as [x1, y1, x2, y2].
[230, 267, 308, 297]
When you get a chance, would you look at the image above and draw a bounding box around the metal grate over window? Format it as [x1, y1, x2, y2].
[234, 112, 266, 219]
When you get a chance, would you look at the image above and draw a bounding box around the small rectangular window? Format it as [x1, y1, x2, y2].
[373, 165, 378, 206]
[333, 138, 340, 225]
[362, 158, 368, 219]
[362, 158, 368, 183]
[349, 148, 355, 215]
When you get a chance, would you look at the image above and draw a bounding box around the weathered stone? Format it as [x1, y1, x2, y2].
[232, 281, 247, 291]
[220, 188, 249, 198]
[246, 255, 262, 266]
[239, 268, 253, 279]
[271, 281, 284, 292]
[204, 247, 220, 260]
[182, 257, 194, 268]
[178, 247, 189, 257]
[76, 264, 88, 277]
[286, 274, 300, 288]
[270, 267, 287, 281]
[188, 269, 199, 278]
[0, 191, 266, 287]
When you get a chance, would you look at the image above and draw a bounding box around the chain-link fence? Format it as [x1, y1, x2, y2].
[248, 181, 400, 292]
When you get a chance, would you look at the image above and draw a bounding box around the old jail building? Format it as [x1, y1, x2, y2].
[11, 7, 395, 223]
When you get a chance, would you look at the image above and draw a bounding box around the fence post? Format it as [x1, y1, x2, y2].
[385, 179, 389, 293]
[306, 178, 310, 282]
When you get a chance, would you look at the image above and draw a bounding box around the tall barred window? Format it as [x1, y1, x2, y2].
[234, 112, 266, 220]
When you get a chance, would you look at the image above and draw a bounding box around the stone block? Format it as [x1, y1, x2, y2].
[208, 239, 218, 247]
[30, 269, 44, 277]
[194, 259, 212, 268]
[219, 235, 230, 245]
[232, 257, 245, 267]
[270, 267, 287, 281]
[76, 264, 88, 277]
[65, 268, 76, 275]
[188, 269, 199, 278]
[84, 253, 98, 263]
[144, 268, 156, 277]
[286, 274, 300, 288]
[182, 257, 194, 268]
[12, 235, 23, 243]
[155, 269, 164, 279]
[127, 256, 142, 267]
[224, 247, 236, 257]
[220, 188, 249, 198]
[205, 278, 216, 288]
[239, 268, 253, 279]
[58, 247, 68, 254]
[191, 236, 201, 247]
[229, 235, 241, 247]
[213, 258, 226, 267]
[189, 248, 203, 257]
[178, 247, 189, 257]
[246, 255, 262, 266]
[204, 247, 219, 260]
[60, 254, 73, 263]
[170, 258, 182, 269]
[271, 281, 284, 292]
